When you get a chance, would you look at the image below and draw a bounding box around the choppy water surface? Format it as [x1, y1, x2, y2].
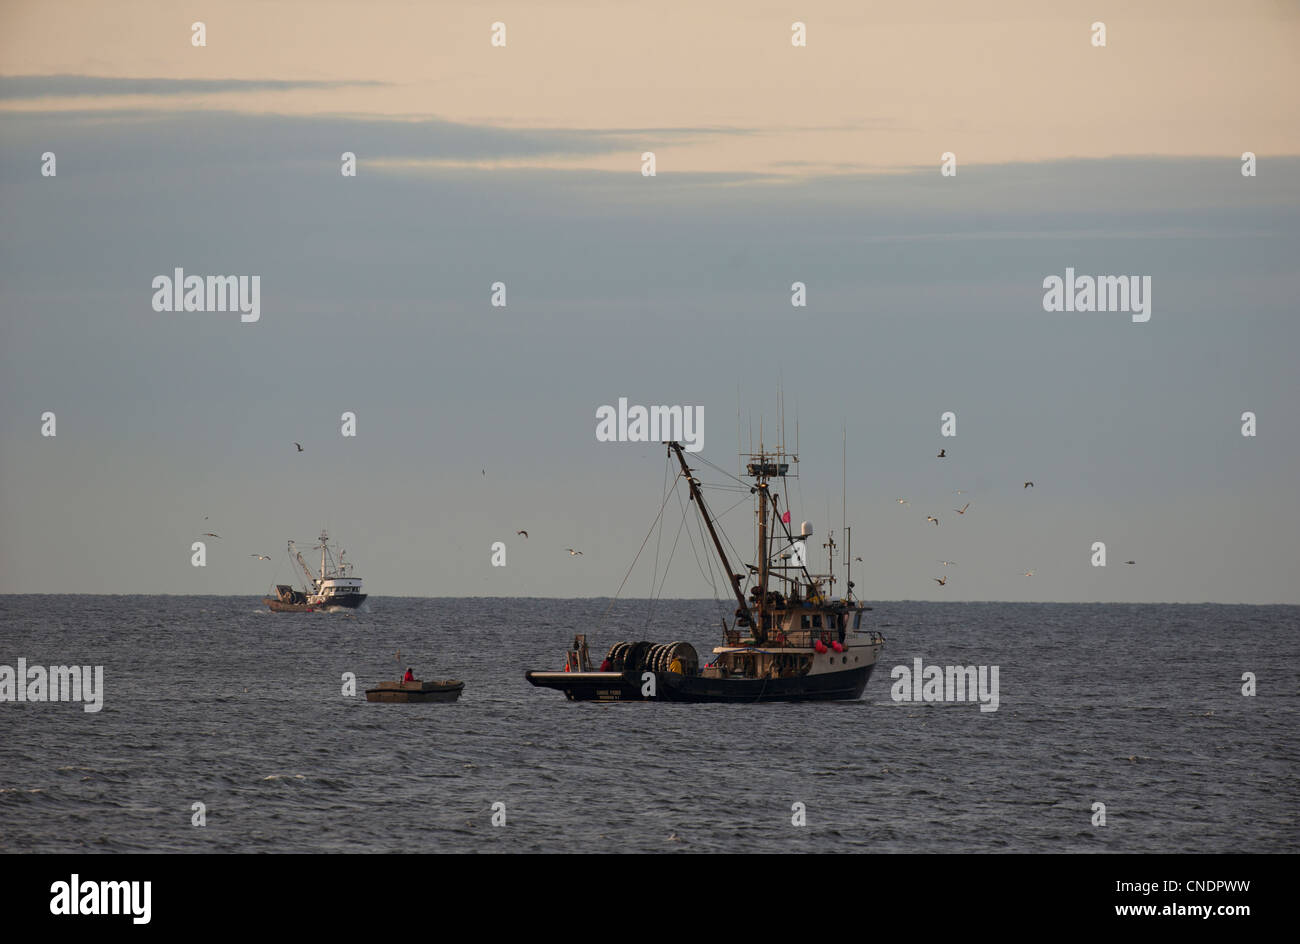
[1, 596, 1296, 853]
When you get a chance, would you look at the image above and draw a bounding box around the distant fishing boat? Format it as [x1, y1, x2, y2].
[261, 530, 366, 612]
[365, 679, 464, 703]
[527, 439, 885, 702]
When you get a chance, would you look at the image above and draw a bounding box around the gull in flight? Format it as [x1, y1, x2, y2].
[294, 442, 303, 452]
[1021, 570, 1035, 577]
[933, 576, 947, 586]
[565, 548, 583, 556]
[201, 532, 221, 539]
[516, 530, 529, 538]
[954, 490, 966, 495]
[1125, 560, 1136, 565]
[1023, 481, 1033, 488]
[954, 503, 970, 515]
[926, 515, 939, 526]
[938, 560, 957, 566]
[937, 449, 946, 458]
[854, 556, 863, 562]
[250, 554, 271, 560]
[895, 498, 910, 506]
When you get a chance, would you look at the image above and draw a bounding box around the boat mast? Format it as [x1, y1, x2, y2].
[668, 441, 753, 631]
[756, 462, 769, 641]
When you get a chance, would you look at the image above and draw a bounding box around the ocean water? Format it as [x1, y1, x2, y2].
[0, 595, 1296, 853]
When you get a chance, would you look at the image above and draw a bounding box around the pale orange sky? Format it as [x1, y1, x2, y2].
[2, 0, 1297, 175]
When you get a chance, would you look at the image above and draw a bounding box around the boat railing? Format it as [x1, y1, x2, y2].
[722, 627, 885, 650]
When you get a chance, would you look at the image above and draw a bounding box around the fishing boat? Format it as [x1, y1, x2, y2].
[261, 530, 366, 612]
[365, 679, 464, 703]
[526, 439, 885, 702]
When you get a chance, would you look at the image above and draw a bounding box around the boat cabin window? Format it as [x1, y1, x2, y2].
[801, 615, 810, 629]
[812, 615, 823, 629]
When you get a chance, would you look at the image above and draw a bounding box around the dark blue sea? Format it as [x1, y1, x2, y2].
[1, 596, 1296, 853]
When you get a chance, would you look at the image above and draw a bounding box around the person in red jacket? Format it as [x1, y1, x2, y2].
[403, 667, 414, 682]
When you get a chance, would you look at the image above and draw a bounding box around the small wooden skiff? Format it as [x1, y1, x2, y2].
[365, 679, 464, 703]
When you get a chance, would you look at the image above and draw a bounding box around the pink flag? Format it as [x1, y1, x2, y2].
[781, 510, 791, 524]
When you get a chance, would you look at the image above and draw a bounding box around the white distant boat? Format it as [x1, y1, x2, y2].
[263, 530, 365, 611]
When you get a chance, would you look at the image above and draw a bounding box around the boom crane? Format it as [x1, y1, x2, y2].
[287, 540, 319, 593]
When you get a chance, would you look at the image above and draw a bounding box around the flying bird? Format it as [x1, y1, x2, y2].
[937, 449, 946, 458]
[1125, 560, 1136, 565]
[201, 532, 221, 539]
[954, 503, 970, 515]
[250, 554, 271, 560]
[294, 443, 303, 452]
[1021, 570, 1035, 577]
[516, 530, 529, 538]
[854, 556, 863, 562]
[933, 576, 947, 586]
[565, 548, 583, 556]
[954, 490, 966, 495]
[895, 499, 910, 506]
[939, 560, 957, 566]
[1023, 481, 1033, 488]
[926, 516, 939, 526]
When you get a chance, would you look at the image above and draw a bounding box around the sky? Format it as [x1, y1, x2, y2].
[1, 0, 1297, 602]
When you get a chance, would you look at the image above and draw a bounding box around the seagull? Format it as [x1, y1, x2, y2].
[954, 490, 966, 495]
[939, 560, 957, 566]
[481, 469, 485, 477]
[565, 548, 583, 556]
[250, 554, 271, 560]
[937, 449, 946, 458]
[933, 576, 947, 586]
[1125, 560, 1136, 565]
[294, 442, 303, 452]
[895, 499, 910, 506]
[201, 532, 221, 539]
[954, 503, 970, 515]
[1021, 570, 1035, 577]
[1023, 481, 1033, 488]
[854, 556, 863, 562]
[926, 515, 939, 526]
[516, 530, 529, 538]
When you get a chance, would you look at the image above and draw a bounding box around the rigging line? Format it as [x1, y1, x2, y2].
[672, 476, 716, 595]
[694, 453, 750, 490]
[646, 451, 671, 628]
[710, 493, 752, 585]
[675, 447, 754, 594]
[768, 487, 818, 591]
[795, 466, 807, 533]
[595, 467, 687, 630]
[652, 491, 692, 604]
[713, 492, 754, 521]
